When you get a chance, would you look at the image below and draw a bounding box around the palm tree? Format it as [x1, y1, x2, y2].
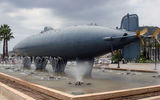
[0, 25, 7, 58]
[0, 29, 3, 58]
[0, 24, 14, 58]
[5, 32, 14, 57]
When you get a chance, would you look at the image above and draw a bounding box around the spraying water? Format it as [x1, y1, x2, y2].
[71, 61, 93, 82]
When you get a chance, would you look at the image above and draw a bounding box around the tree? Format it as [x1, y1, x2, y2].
[5, 32, 14, 57]
[0, 24, 14, 59]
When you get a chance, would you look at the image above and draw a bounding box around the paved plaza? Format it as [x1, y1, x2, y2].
[97, 63, 160, 72]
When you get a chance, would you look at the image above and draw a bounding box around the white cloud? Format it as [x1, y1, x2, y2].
[7, 8, 65, 30]
[126, 0, 160, 27]
[0, 2, 65, 53]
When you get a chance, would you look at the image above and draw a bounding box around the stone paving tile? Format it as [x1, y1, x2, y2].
[98, 63, 160, 71]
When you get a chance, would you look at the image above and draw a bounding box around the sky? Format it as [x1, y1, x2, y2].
[0, 0, 159, 52]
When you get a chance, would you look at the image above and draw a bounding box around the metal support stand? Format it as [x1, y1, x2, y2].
[155, 40, 157, 70]
[23, 56, 31, 69]
[50, 57, 67, 74]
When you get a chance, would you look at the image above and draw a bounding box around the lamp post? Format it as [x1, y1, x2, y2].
[117, 50, 120, 68]
[155, 39, 157, 70]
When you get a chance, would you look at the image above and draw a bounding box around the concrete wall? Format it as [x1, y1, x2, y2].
[0, 82, 35, 100]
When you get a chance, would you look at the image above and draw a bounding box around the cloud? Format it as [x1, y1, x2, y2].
[0, 2, 65, 52]
[7, 8, 65, 29]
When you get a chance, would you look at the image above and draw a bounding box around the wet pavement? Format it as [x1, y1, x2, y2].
[102, 63, 160, 71]
[0, 63, 160, 95]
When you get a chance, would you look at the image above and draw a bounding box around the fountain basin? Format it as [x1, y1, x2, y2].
[0, 64, 159, 95]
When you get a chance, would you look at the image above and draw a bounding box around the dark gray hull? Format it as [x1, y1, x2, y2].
[14, 25, 138, 60]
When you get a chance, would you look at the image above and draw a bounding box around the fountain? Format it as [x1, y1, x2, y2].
[75, 81, 84, 86]
[1, 56, 160, 98]
[71, 62, 92, 82]
[22, 56, 31, 69]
